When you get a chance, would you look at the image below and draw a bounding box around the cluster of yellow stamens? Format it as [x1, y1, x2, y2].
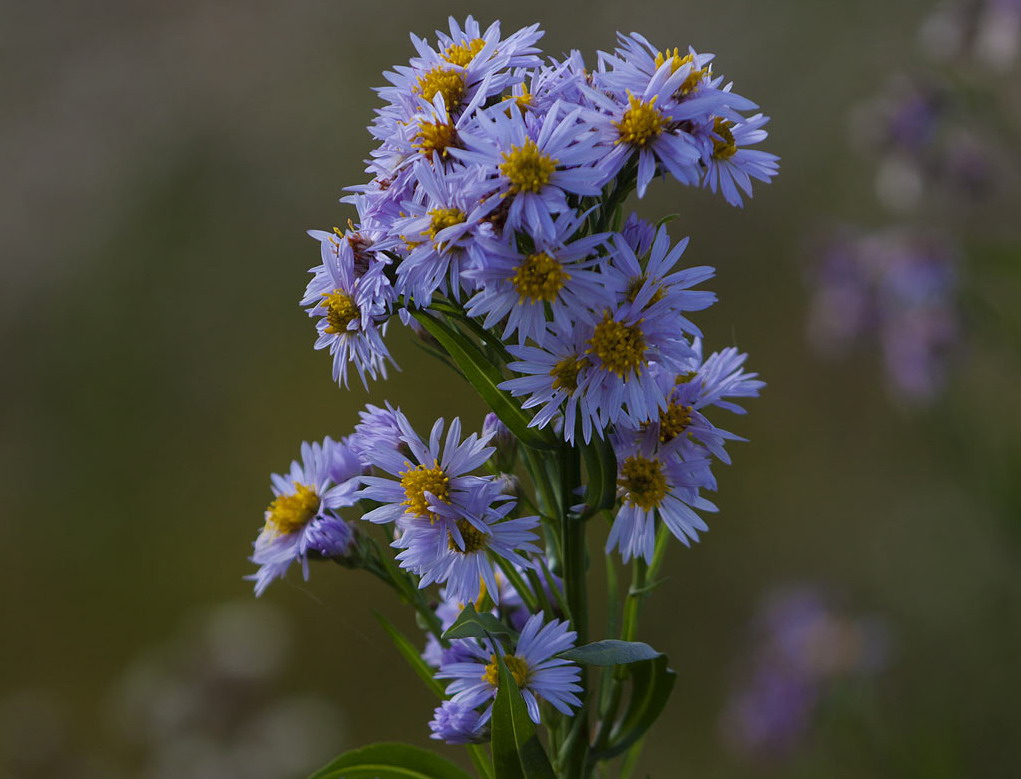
[399, 460, 451, 521]
[423, 207, 467, 248]
[448, 519, 488, 554]
[413, 118, 458, 160]
[415, 67, 467, 110]
[653, 49, 709, 97]
[512, 251, 569, 303]
[657, 401, 693, 442]
[321, 290, 360, 334]
[588, 312, 647, 377]
[549, 355, 590, 394]
[502, 83, 534, 112]
[711, 117, 738, 160]
[618, 455, 668, 510]
[443, 38, 486, 67]
[265, 483, 320, 535]
[615, 93, 665, 148]
[499, 138, 557, 193]
[625, 274, 666, 305]
[482, 654, 531, 687]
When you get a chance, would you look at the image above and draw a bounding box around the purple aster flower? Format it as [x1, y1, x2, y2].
[393, 489, 541, 605]
[450, 101, 605, 241]
[585, 35, 765, 197]
[436, 611, 582, 724]
[464, 209, 611, 344]
[500, 319, 599, 444]
[377, 17, 542, 126]
[348, 403, 405, 465]
[429, 700, 487, 745]
[578, 293, 697, 431]
[629, 341, 763, 468]
[697, 112, 780, 207]
[391, 162, 496, 305]
[378, 80, 492, 176]
[620, 212, 657, 257]
[248, 437, 362, 596]
[596, 34, 718, 101]
[607, 427, 717, 563]
[302, 230, 396, 388]
[600, 226, 716, 336]
[355, 409, 496, 535]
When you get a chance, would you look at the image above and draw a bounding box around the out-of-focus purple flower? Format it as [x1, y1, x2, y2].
[807, 229, 959, 402]
[721, 587, 890, 758]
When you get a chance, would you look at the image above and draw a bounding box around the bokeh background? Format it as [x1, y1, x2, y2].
[3, 0, 1020, 777]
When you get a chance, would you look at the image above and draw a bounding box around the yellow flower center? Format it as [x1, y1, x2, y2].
[711, 117, 737, 160]
[482, 654, 531, 687]
[512, 251, 569, 303]
[321, 290, 360, 334]
[588, 312, 647, 377]
[265, 483, 320, 535]
[448, 519, 488, 554]
[658, 401, 693, 442]
[674, 371, 697, 384]
[443, 38, 486, 67]
[414, 67, 466, 110]
[618, 455, 668, 510]
[625, 275, 665, 305]
[502, 83, 534, 112]
[615, 94, 665, 148]
[653, 49, 708, 96]
[424, 207, 467, 247]
[400, 461, 451, 521]
[549, 355, 590, 394]
[414, 118, 458, 160]
[500, 138, 557, 193]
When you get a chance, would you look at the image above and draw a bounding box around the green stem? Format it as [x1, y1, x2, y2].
[558, 445, 591, 779]
[495, 555, 540, 613]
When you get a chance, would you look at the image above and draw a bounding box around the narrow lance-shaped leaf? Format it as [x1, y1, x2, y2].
[558, 639, 662, 666]
[490, 649, 557, 779]
[373, 611, 446, 698]
[442, 602, 517, 642]
[411, 310, 559, 451]
[599, 654, 677, 759]
[307, 742, 474, 779]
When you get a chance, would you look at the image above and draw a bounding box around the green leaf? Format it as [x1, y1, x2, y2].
[428, 300, 515, 364]
[491, 653, 557, 779]
[442, 602, 517, 641]
[558, 639, 661, 666]
[411, 310, 559, 451]
[373, 611, 445, 698]
[307, 742, 473, 779]
[600, 654, 676, 759]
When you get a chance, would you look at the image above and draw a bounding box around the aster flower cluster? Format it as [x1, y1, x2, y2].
[247, 18, 777, 778]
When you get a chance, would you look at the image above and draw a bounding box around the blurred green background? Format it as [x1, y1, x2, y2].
[3, 0, 1020, 776]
